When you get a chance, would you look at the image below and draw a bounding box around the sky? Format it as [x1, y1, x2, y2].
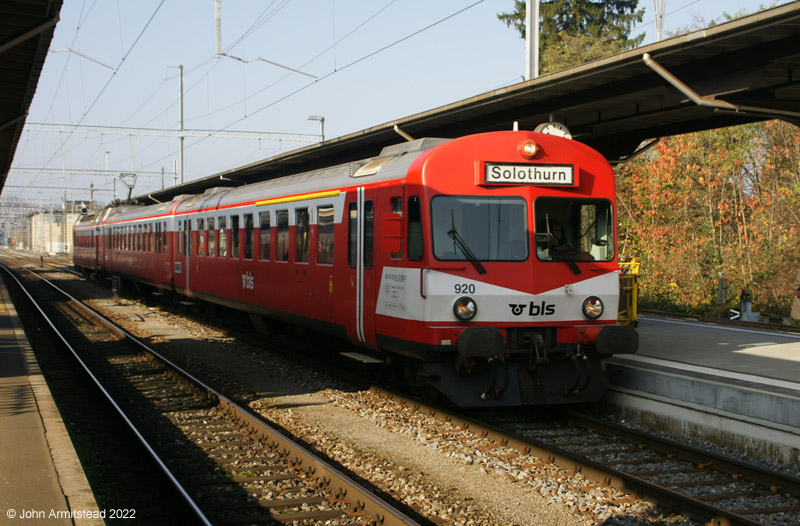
[6, 0, 768, 207]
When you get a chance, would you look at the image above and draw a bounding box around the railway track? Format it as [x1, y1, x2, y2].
[14, 250, 799, 524]
[366, 388, 800, 526]
[1, 258, 421, 526]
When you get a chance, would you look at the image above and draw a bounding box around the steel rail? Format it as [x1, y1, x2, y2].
[371, 386, 775, 526]
[0, 262, 213, 526]
[8, 262, 421, 526]
[562, 410, 800, 499]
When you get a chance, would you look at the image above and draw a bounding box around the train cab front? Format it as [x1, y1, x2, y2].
[384, 129, 639, 407]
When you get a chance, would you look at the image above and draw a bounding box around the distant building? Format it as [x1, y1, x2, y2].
[27, 209, 82, 254]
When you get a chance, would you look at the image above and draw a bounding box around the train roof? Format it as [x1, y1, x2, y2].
[175, 137, 450, 214]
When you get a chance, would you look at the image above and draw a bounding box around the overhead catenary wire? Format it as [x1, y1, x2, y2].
[130, 0, 294, 131]
[140, 0, 485, 173]
[632, 0, 705, 39]
[17, 0, 486, 201]
[24, 0, 402, 185]
[35, 0, 167, 182]
[132, 0, 399, 138]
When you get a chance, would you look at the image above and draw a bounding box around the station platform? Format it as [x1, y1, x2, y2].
[0, 276, 102, 525]
[606, 315, 800, 464]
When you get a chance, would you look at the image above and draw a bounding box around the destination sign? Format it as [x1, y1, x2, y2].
[484, 163, 575, 186]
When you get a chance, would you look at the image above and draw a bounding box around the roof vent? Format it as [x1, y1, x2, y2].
[378, 137, 450, 157]
[353, 157, 394, 178]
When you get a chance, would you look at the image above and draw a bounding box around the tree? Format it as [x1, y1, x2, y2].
[612, 8, 800, 318]
[616, 121, 800, 317]
[497, 0, 644, 74]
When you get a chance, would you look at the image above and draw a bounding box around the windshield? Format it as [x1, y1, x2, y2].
[534, 197, 614, 262]
[432, 196, 528, 262]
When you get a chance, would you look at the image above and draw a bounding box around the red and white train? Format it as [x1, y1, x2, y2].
[74, 128, 638, 406]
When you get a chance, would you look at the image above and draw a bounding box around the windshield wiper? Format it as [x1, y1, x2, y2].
[448, 226, 487, 274]
[551, 250, 582, 275]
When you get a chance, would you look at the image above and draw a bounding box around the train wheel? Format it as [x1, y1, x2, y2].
[360, 362, 385, 384]
[416, 385, 441, 405]
[403, 360, 440, 404]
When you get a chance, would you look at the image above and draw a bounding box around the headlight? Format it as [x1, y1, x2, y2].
[453, 296, 477, 320]
[582, 296, 604, 319]
[518, 138, 539, 159]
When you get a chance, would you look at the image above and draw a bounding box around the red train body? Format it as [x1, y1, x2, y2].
[74, 130, 637, 406]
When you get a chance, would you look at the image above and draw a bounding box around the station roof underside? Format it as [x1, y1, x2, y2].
[0, 0, 62, 193]
[139, 2, 799, 205]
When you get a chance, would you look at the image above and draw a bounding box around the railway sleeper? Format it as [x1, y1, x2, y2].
[694, 490, 776, 503]
[733, 504, 800, 515]
[203, 496, 328, 511]
[183, 472, 296, 487]
[269, 509, 353, 524]
[662, 477, 740, 488]
[570, 446, 639, 456]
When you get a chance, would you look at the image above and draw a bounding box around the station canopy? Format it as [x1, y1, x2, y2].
[0, 0, 62, 192]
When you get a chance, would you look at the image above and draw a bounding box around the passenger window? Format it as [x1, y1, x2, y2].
[258, 212, 270, 261]
[208, 217, 216, 257]
[407, 195, 423, 261]
[317, 205, 334, 265]
[276, 210, 289, 261]
[295, 208, 309, 263]
[218, 217, 227, 257]
[231, 215, 240, 258]
[244, 213, 253, 259]
[198, 219, 206, 256]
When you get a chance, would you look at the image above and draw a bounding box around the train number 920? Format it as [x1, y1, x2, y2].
[454, 283, 476, 294]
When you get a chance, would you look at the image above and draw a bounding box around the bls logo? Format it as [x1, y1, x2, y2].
[242, 271, 254, 290]
[509, 301, 556, 317]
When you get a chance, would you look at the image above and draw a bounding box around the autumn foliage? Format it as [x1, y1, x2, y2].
[616, 121, 800, 318]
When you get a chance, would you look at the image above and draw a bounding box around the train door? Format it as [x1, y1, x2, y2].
[171, 217, 188, 295]
[161, 217, 174, 290]
[94, 226, 101, 267]
[346, 188, 377, 347]
[184, 218, 193, 297]
[154, 221, 163, 288]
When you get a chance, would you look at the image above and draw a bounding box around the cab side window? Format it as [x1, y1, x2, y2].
[407, 195, 423, 261]
[390, 197, 402, 259]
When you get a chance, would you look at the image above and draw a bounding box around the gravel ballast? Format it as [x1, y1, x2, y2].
[83, 289, 702, 526]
